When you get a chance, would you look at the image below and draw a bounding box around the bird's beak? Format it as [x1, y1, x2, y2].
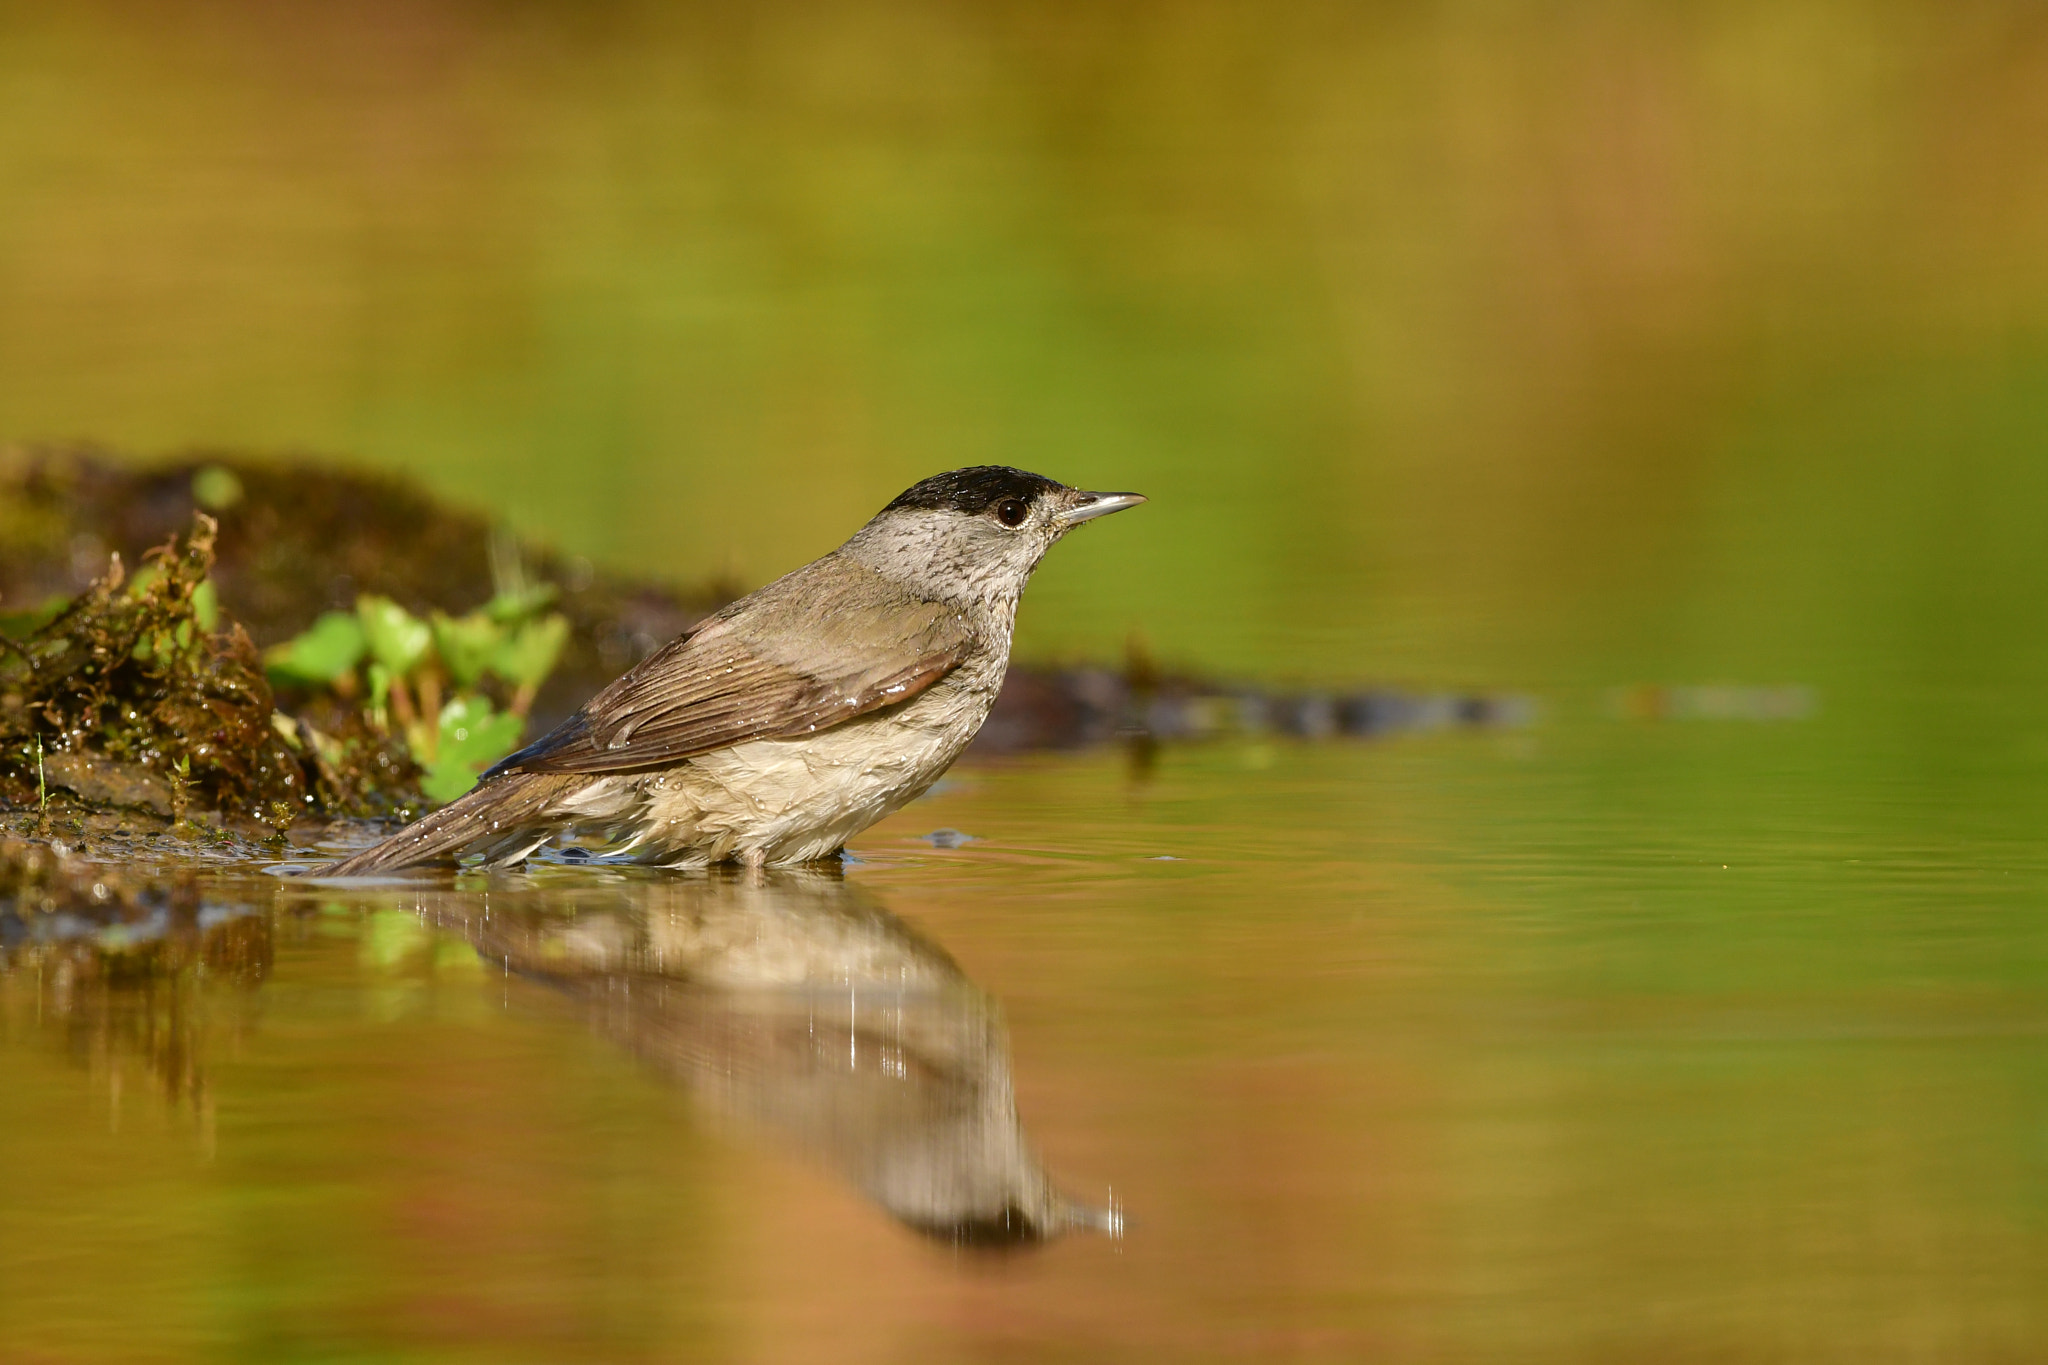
[1058, 490, 1148, 525]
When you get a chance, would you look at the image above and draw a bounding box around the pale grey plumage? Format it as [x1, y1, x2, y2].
[316, 467, 1144, 875]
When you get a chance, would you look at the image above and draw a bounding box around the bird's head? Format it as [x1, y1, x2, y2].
[845, 466, 1146, 607]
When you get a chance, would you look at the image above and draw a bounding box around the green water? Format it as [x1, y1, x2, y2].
[8, 1, 2048, 1360]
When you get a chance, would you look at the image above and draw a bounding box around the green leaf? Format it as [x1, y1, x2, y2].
[0, 595, 68, 640]
[366, 661, 392, 714]
[192, 579, 220, 632]
[263, 611, 367, 687]
[483, 584, 559, 624]
[356, 596, 432, 676]
[492, 613, 570, 688]
[430, 611, 504, 689]
[190, 464, 244, 511]
[418, 694, 524, 804]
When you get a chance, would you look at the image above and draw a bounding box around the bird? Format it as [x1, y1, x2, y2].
[315, 466, 1145, 875]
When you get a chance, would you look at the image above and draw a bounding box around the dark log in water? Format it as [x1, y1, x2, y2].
[975, 662, 1532, 755]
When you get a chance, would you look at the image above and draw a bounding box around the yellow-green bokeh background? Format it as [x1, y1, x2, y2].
[10, 0, 2048, 692]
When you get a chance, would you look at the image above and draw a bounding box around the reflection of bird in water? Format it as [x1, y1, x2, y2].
[434, 865, 1118, 1247]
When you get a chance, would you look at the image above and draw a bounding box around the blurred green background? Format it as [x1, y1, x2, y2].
[9, 0, 2048, 694]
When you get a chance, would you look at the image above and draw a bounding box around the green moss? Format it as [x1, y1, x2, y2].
[0, 514, 430, 826]
[0, 515, 308, 822]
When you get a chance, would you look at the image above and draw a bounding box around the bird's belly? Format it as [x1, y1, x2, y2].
[613, 683, 991, 865]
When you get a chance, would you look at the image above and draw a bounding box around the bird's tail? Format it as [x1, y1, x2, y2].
[312, 772, 579, 876]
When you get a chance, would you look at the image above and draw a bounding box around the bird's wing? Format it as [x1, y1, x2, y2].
[491, 566, 969, 777]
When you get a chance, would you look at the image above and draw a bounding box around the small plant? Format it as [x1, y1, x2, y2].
[0, 507, 576, 825]
[264, 585, 569, 806]
[167, 755, 191, 827]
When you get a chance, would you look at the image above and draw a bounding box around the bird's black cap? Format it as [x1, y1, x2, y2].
[884, 466, 1066, 516]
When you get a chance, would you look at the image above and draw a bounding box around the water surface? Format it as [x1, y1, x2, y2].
[9, 717, 2048, 1361]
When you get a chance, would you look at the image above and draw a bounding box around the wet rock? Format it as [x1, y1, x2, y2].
[41, 751, 174, 816]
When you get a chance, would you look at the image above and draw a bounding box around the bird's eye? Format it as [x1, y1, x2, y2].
[994, 498, 1029, 528]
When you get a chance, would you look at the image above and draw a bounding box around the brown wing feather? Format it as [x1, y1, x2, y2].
[498, 564, 969, 776]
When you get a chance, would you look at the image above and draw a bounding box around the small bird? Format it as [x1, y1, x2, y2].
[317, 467, 1145, 875]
